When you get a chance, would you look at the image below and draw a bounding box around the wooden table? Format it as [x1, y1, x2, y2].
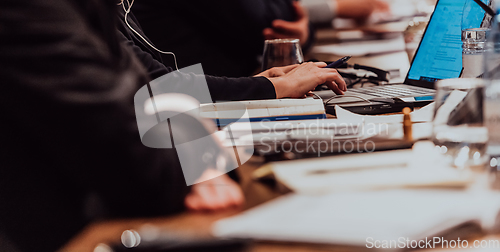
[61, 152, 500, 252]
[62, 155, 368, 252]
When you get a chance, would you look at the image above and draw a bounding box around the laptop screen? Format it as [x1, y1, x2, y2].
[405, 0, 486, 88]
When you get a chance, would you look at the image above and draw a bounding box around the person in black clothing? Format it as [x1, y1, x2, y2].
[133, 0, 315, 77]
[117, 1, 347, 99]
[117, 5, 277, 101]
[0, 0, 242, 251]
[0, 0, 345, 251]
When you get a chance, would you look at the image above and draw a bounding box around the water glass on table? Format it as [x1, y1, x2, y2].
[261, 39, 304, 71]
[432, 78, 488, 170]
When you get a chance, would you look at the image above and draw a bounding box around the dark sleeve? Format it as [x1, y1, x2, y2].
[116, 30, 171, 80]
[0, 0, 189, 218]
[134, 69, 277, 103]
[206, 76, 277, 101]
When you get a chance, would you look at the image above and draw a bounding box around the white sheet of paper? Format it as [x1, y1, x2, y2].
[269, 142, 473, 194]
[312, 35, 406, 56]
[213, 189, 500, 246]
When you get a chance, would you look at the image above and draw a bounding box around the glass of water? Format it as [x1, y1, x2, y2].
[261, 39, 304, 71]
[432, 78, 488, 170]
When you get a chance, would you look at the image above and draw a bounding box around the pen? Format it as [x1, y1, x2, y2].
[325, 55, 351, 68]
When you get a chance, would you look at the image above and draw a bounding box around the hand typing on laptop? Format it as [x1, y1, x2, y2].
[256, 62, 347, 98]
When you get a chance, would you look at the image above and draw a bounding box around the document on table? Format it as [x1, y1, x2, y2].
[213, 189, 500, 246]
[220, 103, 435, 148]
[312, 34, 406, 56]
[221, 117, 369, 147]
[200, 98, 326, 127]
[263, 141, 473, 194]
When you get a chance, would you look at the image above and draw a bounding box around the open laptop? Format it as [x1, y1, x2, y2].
[315, 0, 485, 115]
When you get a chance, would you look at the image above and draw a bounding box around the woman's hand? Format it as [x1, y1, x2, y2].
[336, 0, 390, 20]
[184, 169, 244, 211]
[257, 62, 346, 98]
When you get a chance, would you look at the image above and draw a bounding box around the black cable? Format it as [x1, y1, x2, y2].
[473, 0, 495, 17]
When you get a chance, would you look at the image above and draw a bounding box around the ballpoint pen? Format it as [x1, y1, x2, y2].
[325, 55, 352, 68]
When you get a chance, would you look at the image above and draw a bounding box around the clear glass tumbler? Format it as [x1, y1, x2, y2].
[261, 39, 304, 71]
[432, 78, 488, 170]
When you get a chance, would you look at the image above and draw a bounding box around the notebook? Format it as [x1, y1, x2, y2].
[314, 0, 487, 115]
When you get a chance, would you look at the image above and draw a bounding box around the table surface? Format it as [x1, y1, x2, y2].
[62, 28, 500, 252]
[62, 154, 500, 252]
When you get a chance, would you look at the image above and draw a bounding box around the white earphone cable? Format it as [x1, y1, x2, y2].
[120, 0, 179, 71]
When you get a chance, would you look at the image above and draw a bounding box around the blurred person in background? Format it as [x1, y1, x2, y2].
[117, 0, 347, 98]
[132, 0, 315, 77]
[302, 0, 391, 24]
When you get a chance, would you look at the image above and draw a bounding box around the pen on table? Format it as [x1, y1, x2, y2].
[325, 55, 351, 69]
[403, 107, 413, 142]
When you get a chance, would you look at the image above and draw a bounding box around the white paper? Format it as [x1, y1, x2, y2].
[312, 35, 406, 56]
[223, 118, 366, 147]
[213, 189, 500, 246]
[269, 141, 473, 194]
[199, 98, 325, 119]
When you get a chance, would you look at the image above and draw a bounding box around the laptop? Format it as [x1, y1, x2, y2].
[315, 0, 485, 115]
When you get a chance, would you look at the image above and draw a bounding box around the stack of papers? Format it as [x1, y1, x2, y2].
[221, 118, 365, 147]
[200, 98, 325, 126]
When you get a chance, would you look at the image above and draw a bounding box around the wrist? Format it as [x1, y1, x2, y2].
[268, 76, 288, 99]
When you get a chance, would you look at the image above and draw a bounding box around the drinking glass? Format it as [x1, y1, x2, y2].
[432, 78, 488, 170]
[261, 39, 304, 71]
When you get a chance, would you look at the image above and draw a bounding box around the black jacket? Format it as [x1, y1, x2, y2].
[0, 0, 279, 250]
[0, 0, 187, 251]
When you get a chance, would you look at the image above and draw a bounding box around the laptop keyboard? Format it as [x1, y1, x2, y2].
[347, 84, 435, 98]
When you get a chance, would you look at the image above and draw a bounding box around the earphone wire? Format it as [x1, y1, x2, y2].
[120, 0, 179, 71]
[325, 95, 372, 105]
